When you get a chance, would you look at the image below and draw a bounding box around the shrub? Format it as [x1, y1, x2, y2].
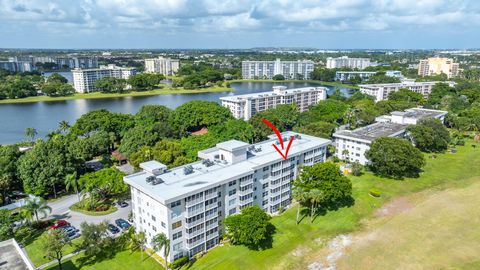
[169, 256, 189, 269]
[369, 188, 381, 197]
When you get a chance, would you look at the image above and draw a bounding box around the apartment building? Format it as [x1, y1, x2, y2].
[359, 81, 456, 102]
[0, 58, 35, 73]
[124, 132, 331, 261]
[333, 108, 447, 165]
[220, 86, 327, 120]
[418, 57, 460, 78]
[241, 59, 314, 80]
[72, 64, 137, 93]
[56, 57, 98, 69]
[144, 57, 180, 75]
[326, 56, 372, 69]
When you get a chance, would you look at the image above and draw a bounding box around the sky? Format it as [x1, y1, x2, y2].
[0, 0, 479, 49]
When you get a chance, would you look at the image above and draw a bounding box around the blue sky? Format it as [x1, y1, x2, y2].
[1, 0, 479, 49]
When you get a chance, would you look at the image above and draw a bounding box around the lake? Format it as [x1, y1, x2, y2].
[0, 81, 353, 144]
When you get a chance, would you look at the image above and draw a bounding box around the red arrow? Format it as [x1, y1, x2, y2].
[261, 118, 295, 160]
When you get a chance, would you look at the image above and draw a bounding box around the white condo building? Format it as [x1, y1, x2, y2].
[123, 132, 330, 261]
[72, 64, 137, 93]
[144, 57, 180, 75]
[326, 56, 372, 69]
[220, 86, 327, 120]
[359, 81, 456, 102]
[241, 59, 314, 80]
[333, 108, 447, 165]
[335, 70, 403, 81]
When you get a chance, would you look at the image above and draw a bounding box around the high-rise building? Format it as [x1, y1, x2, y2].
[144, 57, 180, 75]
[72, 64, 137, 93]
[0, 59, 35, 73]
[220, 86, 327, 120]
[241, 59, 314, 80]
[56, 57, 98, 69]
[417, 57, 460, 78]
[333, 108, 447, 165]
[359, 81, 456, 102]
[123, 131, 331, 261]
[326, 56, 372, 69]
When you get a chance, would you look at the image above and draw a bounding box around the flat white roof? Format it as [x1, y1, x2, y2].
[220, 87, 326, 102]
[216, 140, 250, 151]
[124, 132, 331, 203]
[139, 160, 167, 171]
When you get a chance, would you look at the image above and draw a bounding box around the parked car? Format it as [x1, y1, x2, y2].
[108, 224, 120, 234]
[115, 219, 131, 230]
[117, 201, 129, 208]
[49, 220, 70, 230]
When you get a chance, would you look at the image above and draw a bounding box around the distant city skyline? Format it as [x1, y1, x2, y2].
[1, 0, 479, 49]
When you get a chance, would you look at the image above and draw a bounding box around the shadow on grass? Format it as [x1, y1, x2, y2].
[46, 260, 79, 270]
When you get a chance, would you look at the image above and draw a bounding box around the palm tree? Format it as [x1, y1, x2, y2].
[129, 232, 147, 260]
[58, 120, 70, 134]
[308, 189, 324, 223]
[65, 172, 80, 202]
[152, 233, 170, 270]
[24, 197, 52, 222]
[0, 174, 12, 206]
[292, 186, 308, 225]
[25, 127, 38, 142]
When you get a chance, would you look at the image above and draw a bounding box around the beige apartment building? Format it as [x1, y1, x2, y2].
[417, 57, 460, 78]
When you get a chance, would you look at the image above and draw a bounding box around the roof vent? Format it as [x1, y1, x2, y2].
[150, 178, 164, 185]
[294, 134, 302, 140]
[202, 159, 215, 167]
[183, 165, 194, 175]
[146, 176, 155, 184]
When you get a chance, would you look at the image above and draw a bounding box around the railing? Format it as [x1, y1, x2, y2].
[206, 231, 219, 241]
[238, 188, 253, 196]
[184, 217, 204, 229]
[185, 196, 204, 207]
[270, 196, 281, 203]
[186, 238, 205, 249]
[205, 209, 218, 221]
[239, 178, 253, 187]
[204, 192, 217, 201]
[270, 181, 281, 189]
[185, 206, 204, 218]
[239, 197, 254, 205]
[205, 202, 218, 211]
[185, 228, 205, 239]
[270, 189, 281, 196]
[205, 221, 218, 231]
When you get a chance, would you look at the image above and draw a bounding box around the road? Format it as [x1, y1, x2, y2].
[46, 195, 132, 229]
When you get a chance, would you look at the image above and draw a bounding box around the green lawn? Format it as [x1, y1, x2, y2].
[0, 85, 232, 104]
[44, 249, 163, 270]
[24, 230, 81, 267]
[191, 141, 480, 270]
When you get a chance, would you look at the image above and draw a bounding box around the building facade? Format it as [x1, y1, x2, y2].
[418, 57, 460, 78]
[124, 132, 331, 262]
[333, 108, 447, 165]
[335, 71, 376, 81]
[326, 56, 372, 69]
[241, 59, 314, 80]
[220, 86, 327, 120]
[0, 59, 35, 73]
[144, 57, 180, 75]
[72, 64, 137, 93]
[359, 81, 456, 102]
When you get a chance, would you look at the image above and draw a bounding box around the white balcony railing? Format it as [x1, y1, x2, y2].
[185, 228, 205, 239]
[184, 217, 205, 229]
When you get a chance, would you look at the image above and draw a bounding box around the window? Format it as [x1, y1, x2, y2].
[228, 180, 236, 187]
[172, 221, 182, 230]
[171, 200, 181, 208]
[161, 222, 166, 228]
[152, 226, 157, 232]
[229, 208, 236, 215]
[263, 166, 269, 172]
[228, 189, 236, 196]
[228, 198, 236, 206]
[151, 215, 156, 221]
[173, 231, 182, 240]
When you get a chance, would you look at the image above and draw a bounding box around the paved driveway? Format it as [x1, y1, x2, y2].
[46, 195, 132, 230]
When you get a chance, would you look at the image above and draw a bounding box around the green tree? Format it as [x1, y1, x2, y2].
[272, 74, 285, 80]
[407, 118, 450, 152]
[128, 73, 165, 91]
[0, 145, 22, 205]
[0, 209, 14, 241]
[47, 73, 68, 84]
[308, 189, 324, 222]
[70, 109, 134, 142]
[250, 104, 299, 142]
[65, 172, 80, 202]
[294, 162, 352, 210]
[129, 231, 147, 260]
[365, 137, 426, 178]
[171, 100, 233, 132]
[43, 228, 69, 270]
[310, 68, 336, 81]
[299, 99, 348, 125]
[24, 127, 37, 142]
[93, 77, 126, 93]
[388, 88, 424, 104]
[24, 197, 52, 222]
[292, 186, 308, 225]
[78, 168, 127, 200]
[223, 205, 273, 249]
[152, 233, 170, 270]
[58, 120, 70, 134]
[78, 221, 114, 259]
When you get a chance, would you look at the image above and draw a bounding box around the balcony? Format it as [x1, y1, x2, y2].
[184, 217, 204, 229]
[270, 189, 281, 196]
[205, 202, 218, 211]
[185, 196, 204, 207]
[205, 221, 218, 231]
[239, 197, 254, 205]
[186, 238, 205, 249]
[270, 196, 281, 204]
[270, 181, 281, 189]
[206, 231, 219, 241]
[238, 188, 253, 196]
[185, 206, 204, 218]
[239, 178, 253, 187]
[205, 210, 218, 221]
[204, 192, 217, 201]
[185, 228, 205, 239]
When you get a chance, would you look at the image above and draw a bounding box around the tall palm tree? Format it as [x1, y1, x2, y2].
[24, 197, 52, 222]
[0, 174, 12, 206]
[129, 232, 147, 261]
[58, 120, 70, 135]
[308, 189, 324, 223]
[65, 172, 80, 202]
[292, 186, 308, 225]
[25, 127, 38, 142]
[152, 233, 170, 270]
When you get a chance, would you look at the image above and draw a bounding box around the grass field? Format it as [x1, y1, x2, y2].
[24, 230, 81, 267]
[190, 141, 480, 270]
[0, 85, 232, 104]
[335, 177, 480, 270]
[44, 249, 164, 270]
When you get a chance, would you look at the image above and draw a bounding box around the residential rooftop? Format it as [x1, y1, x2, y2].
[219, 86, 326, 102]
[124, 131, 331, 203]
[334, 122, 408, 143]
[391, 108, 448, 120]
[0, 239, 35, 270]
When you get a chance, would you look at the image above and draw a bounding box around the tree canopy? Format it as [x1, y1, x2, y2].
[171, 100, 233, 132]
[407, 118, 450, 152]
[78, 168, 127, 200]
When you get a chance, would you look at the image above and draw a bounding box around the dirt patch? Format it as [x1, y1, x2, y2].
[374, 197, 414, 217]
[307, 235, 352, 270]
